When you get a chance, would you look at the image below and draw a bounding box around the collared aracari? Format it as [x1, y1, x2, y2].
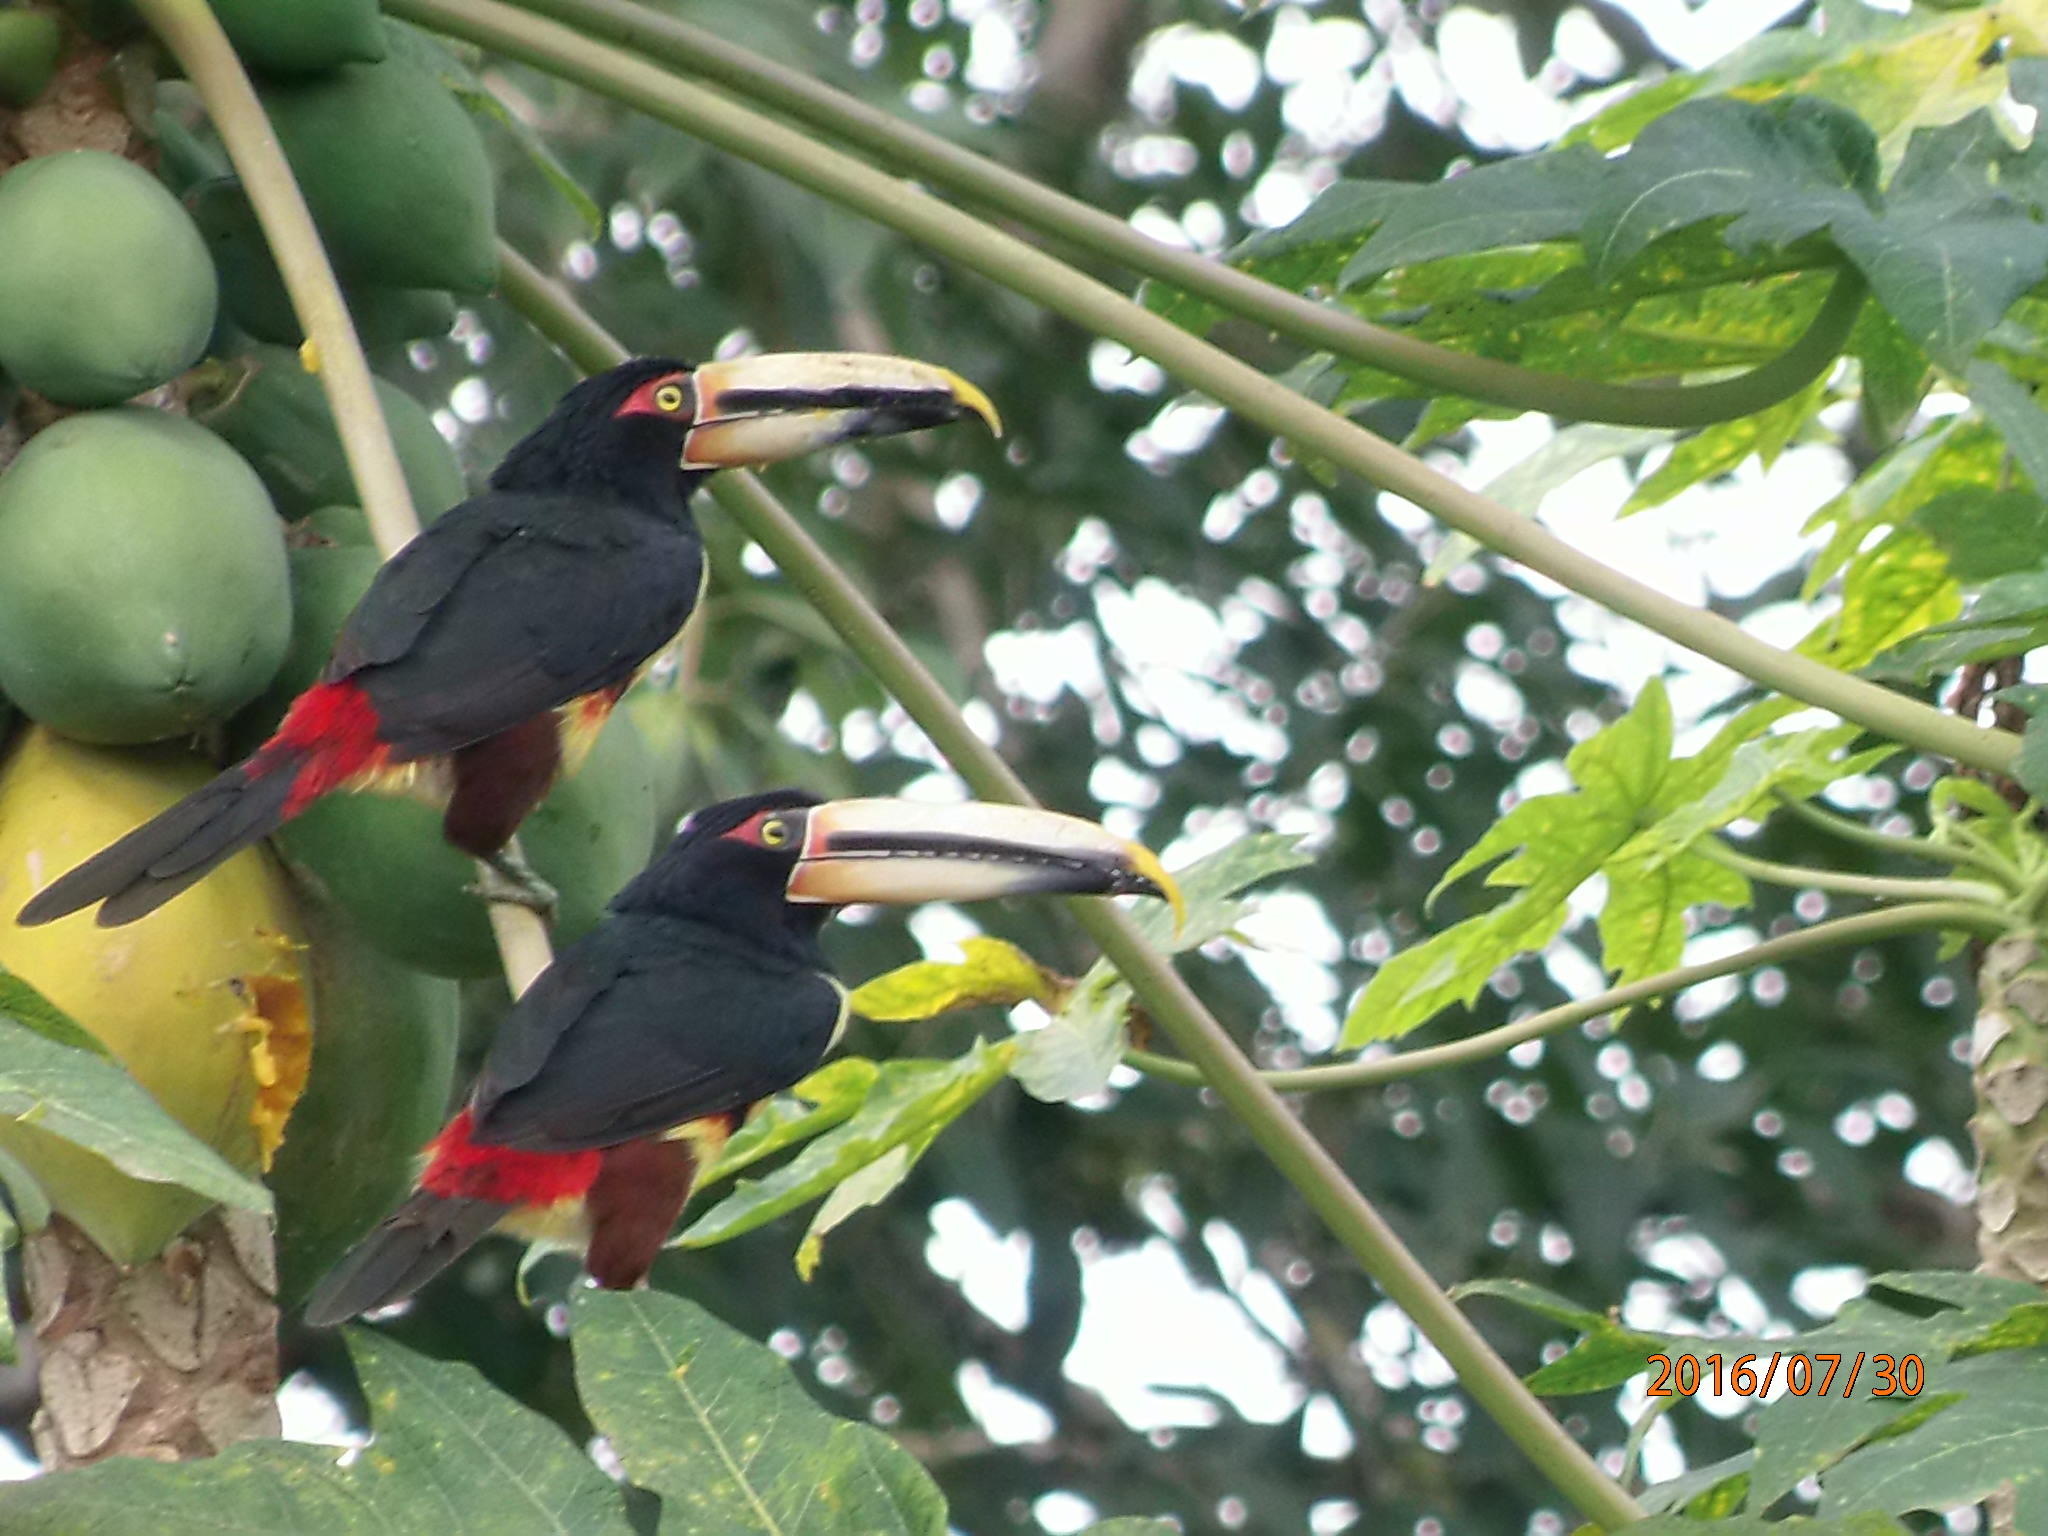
[18, 355, 998, 929]
[301, 791, 1181, 1323]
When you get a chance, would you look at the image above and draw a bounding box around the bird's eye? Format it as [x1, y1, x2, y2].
[759, 817, 790, 847]
[654, 382, 686, 413]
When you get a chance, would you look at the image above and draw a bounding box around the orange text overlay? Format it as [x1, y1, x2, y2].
[1645, 1351, 1925, 1399]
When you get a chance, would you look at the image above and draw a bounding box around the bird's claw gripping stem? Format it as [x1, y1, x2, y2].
[471, 848, 559, 919]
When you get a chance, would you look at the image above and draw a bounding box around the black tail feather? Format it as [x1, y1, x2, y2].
[301, 1191, 511, 1326]
[16, 748, 308, 929]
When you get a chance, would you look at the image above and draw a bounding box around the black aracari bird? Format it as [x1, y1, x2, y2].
[20, 355, 997, 928]
[303, 790, 1181, 1322]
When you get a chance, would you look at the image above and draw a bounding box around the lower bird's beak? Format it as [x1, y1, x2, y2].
[681, 353, 1001, 469]
[786, 799, 1182, 927]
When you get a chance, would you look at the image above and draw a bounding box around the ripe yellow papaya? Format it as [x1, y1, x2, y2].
[0, 151, 218, 406]
[0, 729, 309, 1264]
[0, 408, 290, 744]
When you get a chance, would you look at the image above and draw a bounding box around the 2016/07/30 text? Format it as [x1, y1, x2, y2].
[1645, 1352, 1924, 1399]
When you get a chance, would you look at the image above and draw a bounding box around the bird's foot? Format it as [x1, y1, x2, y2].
[469, 849, 559, 919]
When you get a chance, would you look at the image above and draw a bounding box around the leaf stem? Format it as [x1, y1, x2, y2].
[494, 249, 1645, 1529]
[1126, 901, 2007, 1091]
[387, 0, 2020, 779]
[1773, 792, 2021, 884]
[139, 0, 556, 1001]
[499, 0, 1863, 430]
[1700, 839, 2004, 905]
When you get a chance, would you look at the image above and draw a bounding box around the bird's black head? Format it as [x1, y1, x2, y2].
[610, 789, 832, 951]
[489, 353, 1001, 511]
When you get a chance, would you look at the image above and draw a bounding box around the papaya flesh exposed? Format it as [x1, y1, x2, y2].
[0, 150, 218, 407]
[0, 729, 309, 1265]
[0, 407, 290, 745]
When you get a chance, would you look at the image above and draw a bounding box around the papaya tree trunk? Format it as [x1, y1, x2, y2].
[23, 1210, 279, 1467]
[1970, 934, 2048, 1282]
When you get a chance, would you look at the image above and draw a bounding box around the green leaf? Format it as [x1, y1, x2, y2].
[1819, 528, 1963, 674]
[1451, 1277, 1609, 1331]
[573, 1286, 948, 1536]
[679, 1039, 1017, 1256]
[1964, 357, 2048, 495]
[1637, 1452, 1754, 1517]
[1621, 375, 1829, 517]
[1596, 846, 1750, 992]
[0, 1329, 635, 1532]
[1011, 832, 1312, 1102]
[1336, 146, 1606, 287]
[1866, 563, 2048, 684]
[794, 1141, 919, 1281]
[0, 1013, 270, 1213]
[1522, 1319, 1673, 1396]
[1624, 1516, 1909, 1535]
[700, 1057, 879, 1188]
[0, 969, 111, 1057]
[1907, 485, 2048, 584]
[1819, 1350, 2048, 1528]
[1581, 94, 1878, 281]
[848, 937, 1065, 1022]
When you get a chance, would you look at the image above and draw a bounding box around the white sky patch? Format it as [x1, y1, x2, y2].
[1790, 1264, 1868, 1319]
[1607, 0, 1807, 68]
[1903, 1136, 1976, 1204]
[928, 1197, 1033, 1332]
[278, 1371, 365, 1449]
[1438, 8, 1570, 150]
[957, 1359, 1056, 1445]
[1232, 889, 1345, 1051]
[1064, 1236, 1305, 1428]
[1129, 24, 1264, 119]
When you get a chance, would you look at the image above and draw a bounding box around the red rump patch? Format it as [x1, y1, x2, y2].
[262, 681, 393, 816]
[419, 1108, 602, 1207]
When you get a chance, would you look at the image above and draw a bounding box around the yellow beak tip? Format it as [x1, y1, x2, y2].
[946, 371, 1003, 438]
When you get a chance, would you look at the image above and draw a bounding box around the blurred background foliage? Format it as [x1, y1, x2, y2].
[111, 0, 1978, 1530]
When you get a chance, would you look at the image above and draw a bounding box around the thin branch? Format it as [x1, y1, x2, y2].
[1126, 901, 2009, 1091]
[501, 0, 1865, 430]
[493, 248, 1644, 1529]
[140, 0, 555, 1000]
[1700, 839, 2005, 905]
[387, 0, 2020, 781]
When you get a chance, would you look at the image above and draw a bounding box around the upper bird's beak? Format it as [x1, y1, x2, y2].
[786, 799, 1182, 928]
[681, 353, 1001, 470]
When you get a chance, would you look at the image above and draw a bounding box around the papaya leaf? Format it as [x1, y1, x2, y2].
[1336, 146, 1605, 287]
[1907, 486, 2048, 585]
[1964, 357, 2048, 495]
[795, 1140, 919, 1281]
[848, 937, 1066, 1023]
[0, 1329, 635, 1533]
[678, 1038, 1017, 1256]
[1810, 528, 1960, 673]
[572, 1286, 948, 1536]
[1620, 374, 1829, 518]
[700, 1056, 879, 1188]
[0, 968, 110, 1057]
[1624, 1516, 1908, 1535]
[1635, 1452, 1754, 1517]
[1866, 566, 2048, 685]
[1450, 1276, 1611, 1332]
[0, 1014, 270, 1214]
[1013, 833, 1312, 1103]
[1595, 846, 1750, 993]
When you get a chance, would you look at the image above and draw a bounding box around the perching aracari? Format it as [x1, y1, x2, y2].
[17, 354, 997, 929]
[301, 791, 1181, 1323]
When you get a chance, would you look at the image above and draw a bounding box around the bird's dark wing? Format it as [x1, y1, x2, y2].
[328, 492, 702, 756]
[469, 917, 842, 1153]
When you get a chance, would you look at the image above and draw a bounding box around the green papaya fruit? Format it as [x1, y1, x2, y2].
[298, 504, 376, 548]
[0, 408, 289, 744]
[276, 710, 660, 978]
[210, 0, 384, 76]
[194, 343, 467, 521]
[270, 887, 458, 1306]
[187, 179, 455, 350]
[0, 12, 61, 107]
[259, 25, 496, 292]
[0, 151, 218, 406]
[226, 536, 383, 758]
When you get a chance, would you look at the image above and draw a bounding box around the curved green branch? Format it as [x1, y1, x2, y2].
[1774, 792, 2023, 884]
[1701, 839, 2005, 905]
[495, 244, 1644, 1530]
[1128, 900, 2008, 1092]
[389, 0, 2018, 781]
[141, 0, 556, 999]
[502, 0, 1864, 430]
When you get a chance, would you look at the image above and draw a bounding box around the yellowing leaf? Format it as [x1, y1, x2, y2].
[849, 937, 1064, 1022]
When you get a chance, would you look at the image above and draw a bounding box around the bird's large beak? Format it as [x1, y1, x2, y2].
[786, 799, 1182, 927]
[681, 353, 1001, 469]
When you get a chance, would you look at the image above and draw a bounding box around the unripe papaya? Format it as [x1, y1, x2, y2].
[0, 151, 218, 406]
[0, 12, 61, 108]
[269, 888, 458, 1305]
[259, 25, 496, 292]
[195, 344, 467, 521]
[0, 729, 309, 1264]
[0, 408, 290, 744]
[276, 710, 660, 978]
[187, 179, 455, 350]
[210, 0, 384, 76]
[226, 535, 383, 758]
